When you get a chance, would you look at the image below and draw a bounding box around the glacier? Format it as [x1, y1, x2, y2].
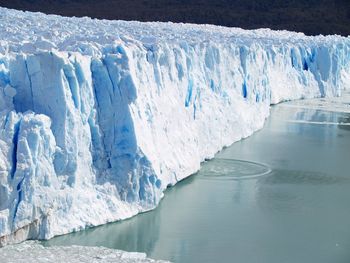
[0, 7, 350, 246]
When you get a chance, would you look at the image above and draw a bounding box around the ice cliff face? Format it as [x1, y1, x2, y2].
[0, 7, 349, 246]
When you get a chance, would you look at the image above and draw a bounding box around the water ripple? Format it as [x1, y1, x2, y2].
[199, 158, 271, 181]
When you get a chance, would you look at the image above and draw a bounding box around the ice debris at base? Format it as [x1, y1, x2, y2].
[0, 241, 170, 263]
[0, 7, 350, 245]
[281, 90, 350, 113]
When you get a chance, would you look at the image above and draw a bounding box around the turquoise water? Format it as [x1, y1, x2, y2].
[45, 102, 350, 263]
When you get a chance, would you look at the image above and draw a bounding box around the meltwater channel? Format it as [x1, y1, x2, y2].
[44, 95, 350, 263]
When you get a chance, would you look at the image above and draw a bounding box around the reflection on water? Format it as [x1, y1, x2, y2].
[45, 202, 162, 254]
[339, 115, 350, 131]
[260, 169, 350, 185]
[45, 100, 350, 263]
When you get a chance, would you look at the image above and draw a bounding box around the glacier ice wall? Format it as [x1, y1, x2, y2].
[0, 8, 350, 246]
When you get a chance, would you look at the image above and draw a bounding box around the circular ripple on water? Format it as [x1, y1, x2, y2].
[199, 158, 271, 181]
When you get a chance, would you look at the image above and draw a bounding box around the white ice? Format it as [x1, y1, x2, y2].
[0, 241, 170, 263]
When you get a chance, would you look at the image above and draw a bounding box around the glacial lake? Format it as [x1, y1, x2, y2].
[44, 96, 350, 263]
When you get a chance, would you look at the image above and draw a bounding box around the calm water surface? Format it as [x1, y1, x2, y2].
[45, 101, 350, 263]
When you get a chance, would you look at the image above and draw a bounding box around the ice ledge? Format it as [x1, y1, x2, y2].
[0, 241, 171, 263]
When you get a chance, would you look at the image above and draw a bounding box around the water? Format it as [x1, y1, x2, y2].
[45, 98, 350, 263]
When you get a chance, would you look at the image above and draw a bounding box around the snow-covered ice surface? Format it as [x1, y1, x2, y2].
[0, 7, 350, 245]
[0, 241, 170, 262]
